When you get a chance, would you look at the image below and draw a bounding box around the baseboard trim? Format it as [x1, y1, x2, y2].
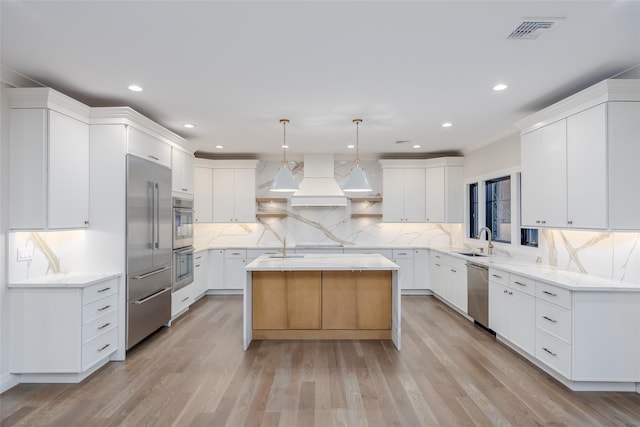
[1, 372, 19, 394]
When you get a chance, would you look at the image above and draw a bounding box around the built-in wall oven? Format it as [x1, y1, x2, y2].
[172, 197, 194, 292]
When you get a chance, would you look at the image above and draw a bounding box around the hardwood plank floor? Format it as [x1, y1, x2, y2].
[2, 295, 640, 426]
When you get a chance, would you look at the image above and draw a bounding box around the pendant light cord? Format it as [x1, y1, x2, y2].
[280, 118, 289, 165]
[353, 118, 362, 166]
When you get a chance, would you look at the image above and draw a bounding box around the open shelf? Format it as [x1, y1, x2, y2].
[256, 197, 288, 203]
[350, 197, 382, 203]
[256, 213, 288, 219]
[350, 213, 383, 219]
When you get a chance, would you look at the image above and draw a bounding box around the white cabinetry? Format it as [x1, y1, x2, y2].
[428, 251, 445, 297]
[224, 249, 247, 290]
[209, 249, 225, 290]
[430, 252, 467, 313]
[488, 269, 535, 356]
[519, 79, 640, 230]
[9, 276, 119, 381]
[424, 158, 463, 223]
[380, 163, 426, 222]
[193, 250, 209, 300]
[392, 249, 414, 291]
[172, 147, 195, 197]
[127, 127, 172, 168]
[194, 160, 258, 223]
[413, 249, 429, 290]
[8, 88, 90, 230]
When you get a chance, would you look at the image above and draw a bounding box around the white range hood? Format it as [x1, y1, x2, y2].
[290, 154, 347, 207]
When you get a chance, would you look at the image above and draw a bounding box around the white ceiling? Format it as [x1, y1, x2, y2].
[1, 1, 639, 158]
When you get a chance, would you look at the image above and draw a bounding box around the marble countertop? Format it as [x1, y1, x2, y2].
[9, 272, 121, 289]
[431, 248, 640, 292]
[246, 253, 399, 271]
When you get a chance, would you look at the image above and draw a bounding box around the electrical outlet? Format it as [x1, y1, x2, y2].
[17, 247, 34, 262]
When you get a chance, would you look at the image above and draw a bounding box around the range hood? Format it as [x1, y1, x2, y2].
[290, 154, 347, 207]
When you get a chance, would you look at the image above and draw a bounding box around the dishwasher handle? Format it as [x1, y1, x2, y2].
[467, 262, 488, 271]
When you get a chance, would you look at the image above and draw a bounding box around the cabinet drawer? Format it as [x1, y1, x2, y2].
[82, 310, 118, 344]
[445, 255, 467, 271]
[392, 249, 412, 259]
[536, 329, 572, 379]
[83, 278, 118, 305]
[509, 274, 535, 297]
[536, 300, 572, 343]
[488, 268, 508, 286]
[225, 249, 247, 259]
[537, 282, 572, 309]
[83, 293, 117, 323]
[82, 327, 118, 372]
[172, 285, 194, 317]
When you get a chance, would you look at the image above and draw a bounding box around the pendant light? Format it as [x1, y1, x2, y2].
[343, 118, 372, 192]
[270, 119, 299, 192]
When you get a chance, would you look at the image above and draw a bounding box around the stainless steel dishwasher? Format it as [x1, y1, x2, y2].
[467, 262, 491, 331]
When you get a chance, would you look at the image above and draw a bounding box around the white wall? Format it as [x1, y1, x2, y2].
[463, 133, 520, 179]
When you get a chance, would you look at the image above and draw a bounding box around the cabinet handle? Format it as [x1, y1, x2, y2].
[84, 220, 90, 225]
[181, 297, 189, 302]
[98, 322, 111, 330]
[195, 264, 201, 268]
[503, 290, 508, 294]
[98, 343, 111, 352]
[567, 220, 573, 225]
[195, 256, 202, 260]
[232, 252, 241, 256]
[542, 290, 557, 297]
[513, 281, 526, 287]
[98, 305, 111, 312]
[450, 269, 456, 273]
[542, 347, 557, 357]
[508, 291, 513, 295]
[542, 316, 557, 323]
[148, 155, 159, 161]
[492, 274, 502, 279]
[97, 287, 111, 293]
[535, 220, 540, 224]
[435, 255, 441, 259]
[541, 220, 546, 224]
[435, 263, 441, 267]
[182, 188, 188, 192]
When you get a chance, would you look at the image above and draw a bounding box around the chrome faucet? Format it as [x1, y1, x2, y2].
[477, 227, 494, 255]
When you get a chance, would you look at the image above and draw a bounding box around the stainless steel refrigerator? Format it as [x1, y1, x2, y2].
[126, 155, 172, 350]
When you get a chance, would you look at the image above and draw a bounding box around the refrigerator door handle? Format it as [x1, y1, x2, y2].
[134, 286, 171, 305]
[154, 181, 160, 249]
[131, 265, 171, 280]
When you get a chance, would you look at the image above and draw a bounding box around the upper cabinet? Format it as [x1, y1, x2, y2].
[381, 166, 425, 222]
[194, 159, 258, 223]
[518, 79, 640, 231]
[127, 127, 171, 168]
[8, 88, 90, 230]
[171, 147, 194, 197]
[424, 157, 463, 223]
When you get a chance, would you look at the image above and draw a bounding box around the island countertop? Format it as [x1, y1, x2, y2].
[245, 253, 399, 271]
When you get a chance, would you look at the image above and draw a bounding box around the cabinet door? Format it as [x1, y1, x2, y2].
[322, 271, 357, 329]
[224, 253, 246, 289]
[233, 169, 256, 222]
[172, 148, 185, 193]
[566, 104, 607, 229]
[208, 249, 225, 289]
[403, 168, 426, 222]
[193, 251, 209, 298]
[413, 249, 429, 290]
[212, 169, 235, 222]
[286, 271, 321, 329]
[194, 167, 213, 223]
[450, 265, 467, 313]
[508, 289, 535, 356]
[382, 169, 405, 222]
[425, 167, 445, 223]
[183, 153, 194, 195]
[520, 129, 542, 227]
[392, 250, 414, 290]
[252, 271, 287, 329]
[445, 166, 464, 223]
[356, 271, 392, 329]
[489, 282, 509, 337]
[428, 253, 444, 296]
[48, 110, 90, 229]
[608, 102, 640, 230]
[537, 120, 567, 227]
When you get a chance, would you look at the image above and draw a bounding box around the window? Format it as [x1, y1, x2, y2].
[521, 228, 539, 247]
[485, 176, 511, 244]
[469, 182, 478, 238]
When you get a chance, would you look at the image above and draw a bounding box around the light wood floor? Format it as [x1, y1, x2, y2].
[2, 295, 640, 426]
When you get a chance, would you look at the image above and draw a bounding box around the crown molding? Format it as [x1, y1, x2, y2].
[6, 87, 90, 123]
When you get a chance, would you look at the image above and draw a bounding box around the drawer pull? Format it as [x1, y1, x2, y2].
[195, 264, 201, 268]
[503, 290, 508, 294]
[542, 347, 557, 357]
[148, 155, 159, 161]
[98, 343, 111, 352]
[435, 263, 441, 267]
[182, 188, 188, 192]
[195, 256, 202, 260]
[542, 316, 557, 323]
[232, 252, 241, 255]
[492, 274, 503, 279]
[508, 291, 513, 295]
[398, 252, 408, 256]
[181, 297, 189, 302]
[98, 322, 111, 330]
[451, 269, 456, 273]
[98, 305, 111, 312]
[97, 287, 111, 293]
[542, 290, 557, 297]
[513, 281, 526, 287]
[435, 255, 441, 259]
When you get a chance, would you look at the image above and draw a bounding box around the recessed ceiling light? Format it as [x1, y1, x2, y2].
[347, 144, 355, 149]
[215, 145, 224, 149]
[413, 145, 421, 149]
[442, 122, 452, 128]
[128, 84, 143, 92]
[493, 83, 508, 91]
[183, 123, 195, 129]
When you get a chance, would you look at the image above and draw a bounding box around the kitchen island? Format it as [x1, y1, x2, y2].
[244, 253, 400, 350]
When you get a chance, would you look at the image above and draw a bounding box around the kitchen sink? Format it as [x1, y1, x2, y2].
[455, 252, 487, 257]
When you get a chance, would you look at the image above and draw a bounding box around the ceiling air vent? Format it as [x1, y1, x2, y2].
[507, 17, 565, 40]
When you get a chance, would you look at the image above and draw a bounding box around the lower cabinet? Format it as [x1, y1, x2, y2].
[9, 276, 119, 380]
[428, 251, 467, 312]
[224, 249, 247, 290]
[252, 270, 391, 337]
[193, 251, 209, 300]
[171, 283, 194, 320]
[209, 249, 225, 290]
